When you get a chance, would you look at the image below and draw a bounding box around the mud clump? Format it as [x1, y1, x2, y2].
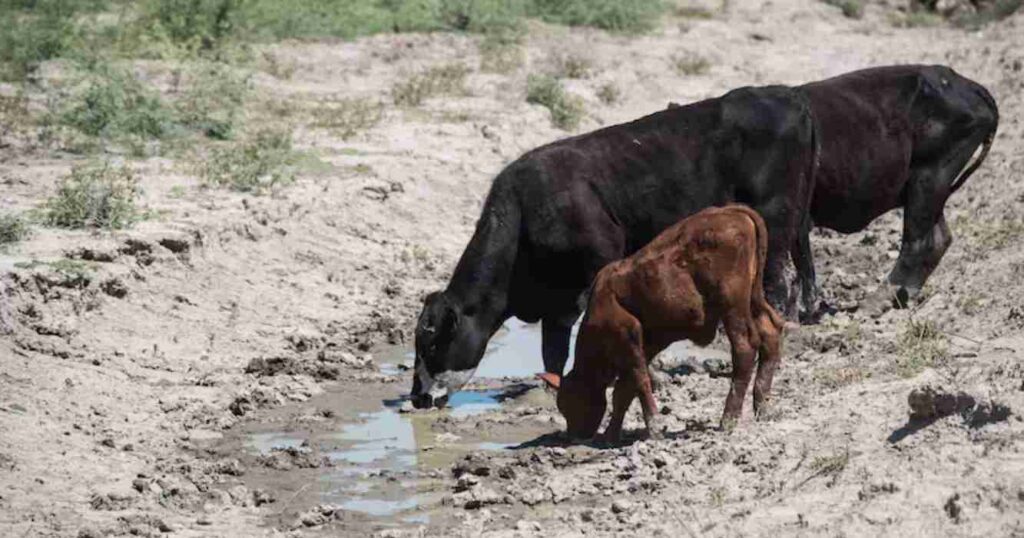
[256, 445, 332, 470]
[908, 385, 1012, 426]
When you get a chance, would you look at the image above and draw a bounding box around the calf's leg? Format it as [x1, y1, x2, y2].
[722, 315, 757, 429]
[602, 376, 636, 442]
[752, 312, 782, 417]
[631, 359, 661, 440]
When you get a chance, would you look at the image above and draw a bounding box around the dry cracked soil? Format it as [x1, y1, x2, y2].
[2, 0, 1024, 536]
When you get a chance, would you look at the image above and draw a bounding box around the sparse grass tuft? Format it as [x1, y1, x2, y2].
[671, 52, 710, 76]
[43, 162, 140, 230]
[953, 215, 1024, 256]
[891, 10, 942, 27]
[174, 61, 250, 140]
[675, 5, 713, 18]
[479, 30, 525, 73]
[392, 63, 469, 107]
[198, 128, 297, 194]
[813, 366, 867, 389]
[0, 212, 31, 247]
[894, 318, 949, 378]
[312, 98, 384, 140]
[807, 449, 849, 487]
[822, 0, 864, 19]
[530, 0, 668, 34]
[553, 51, 594, 79]
[526, 74, 585, 130]
[596, 82, 621, 105]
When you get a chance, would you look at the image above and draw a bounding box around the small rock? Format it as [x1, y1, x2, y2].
[455, 474, 480, 492]
[611, 499, 633, 514]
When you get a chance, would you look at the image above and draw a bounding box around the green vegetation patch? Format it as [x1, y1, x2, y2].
[43, 162, 141, 230]
[526, 74, 584, 130]
[198, 128, 298, 193]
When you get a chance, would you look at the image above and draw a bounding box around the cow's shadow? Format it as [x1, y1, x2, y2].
[510, 426, 697, 450]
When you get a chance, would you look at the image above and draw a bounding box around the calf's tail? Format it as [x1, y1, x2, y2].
[728, 205, 785, 330]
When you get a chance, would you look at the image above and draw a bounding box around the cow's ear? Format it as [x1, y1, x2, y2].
[537, 372, 561, 391]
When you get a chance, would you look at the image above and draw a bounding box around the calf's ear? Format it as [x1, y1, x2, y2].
[537, 372, 561, 390]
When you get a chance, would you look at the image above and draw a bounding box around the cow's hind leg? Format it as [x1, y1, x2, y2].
[722, 314, 757, 430]
[752, 311, 783, 418]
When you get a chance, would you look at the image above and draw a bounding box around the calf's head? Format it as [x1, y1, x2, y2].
[540, 373, 606, 440]
[411, 291, 488, 409]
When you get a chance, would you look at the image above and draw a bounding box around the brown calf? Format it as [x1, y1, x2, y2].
[540, 205, 784, 440]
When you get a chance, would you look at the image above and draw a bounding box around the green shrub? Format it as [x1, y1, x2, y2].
[0, 0, 80, 80]
[141, 0, 243, 50]
[312, 98, 383, 140]
[175, 61, 250, 140]
[198, 128, 297, 193]
[0, 212, 30, 246]
[526, 74, 584, 130]
[392, 63, 469, 107]
[59, 63, 176, 142]
[43, 162, 140, 229]
[529, 0, 667, 33]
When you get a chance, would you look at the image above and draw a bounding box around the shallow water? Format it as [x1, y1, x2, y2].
[244, 320, 572, 522]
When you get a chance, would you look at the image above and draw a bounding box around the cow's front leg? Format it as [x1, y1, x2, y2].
[601, 376, 636, 443]
[541, 317, 573, 375]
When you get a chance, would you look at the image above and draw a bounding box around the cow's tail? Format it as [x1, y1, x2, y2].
[729, 205, 785, 331]
[950, 84, 999, 193]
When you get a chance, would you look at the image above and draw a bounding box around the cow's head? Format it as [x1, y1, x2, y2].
[539, 372, 606, 440]
[410, 291, 487, 408]
[888, 214, 952, 307]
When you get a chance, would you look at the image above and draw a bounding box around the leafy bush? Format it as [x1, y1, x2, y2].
[43, 162, 140, 229]
[141, 0, 242, 50]
[392, 63, 469, 106]
[198, 128, 297, 193]
[175, 61, 250, 140]
[0, 212, 30, 246]
[59, 63, 176, 142]
[0, 0, 81, 80]
[312, 98, 384, 140]
[526, 74, 584, 130]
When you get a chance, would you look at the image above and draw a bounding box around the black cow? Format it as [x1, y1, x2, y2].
[798, 65, 998, 308]
[411, 86, 818, 407]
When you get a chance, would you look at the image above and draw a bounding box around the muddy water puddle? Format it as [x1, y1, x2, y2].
[240, 319, 573, 528]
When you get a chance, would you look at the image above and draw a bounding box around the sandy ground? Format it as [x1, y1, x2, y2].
[2, 0, 1024, 536]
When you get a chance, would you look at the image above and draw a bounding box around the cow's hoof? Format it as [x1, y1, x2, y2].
[411, 394, 433, 409]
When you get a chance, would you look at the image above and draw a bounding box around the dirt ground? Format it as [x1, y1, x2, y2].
[2, 0, 1024, 536]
